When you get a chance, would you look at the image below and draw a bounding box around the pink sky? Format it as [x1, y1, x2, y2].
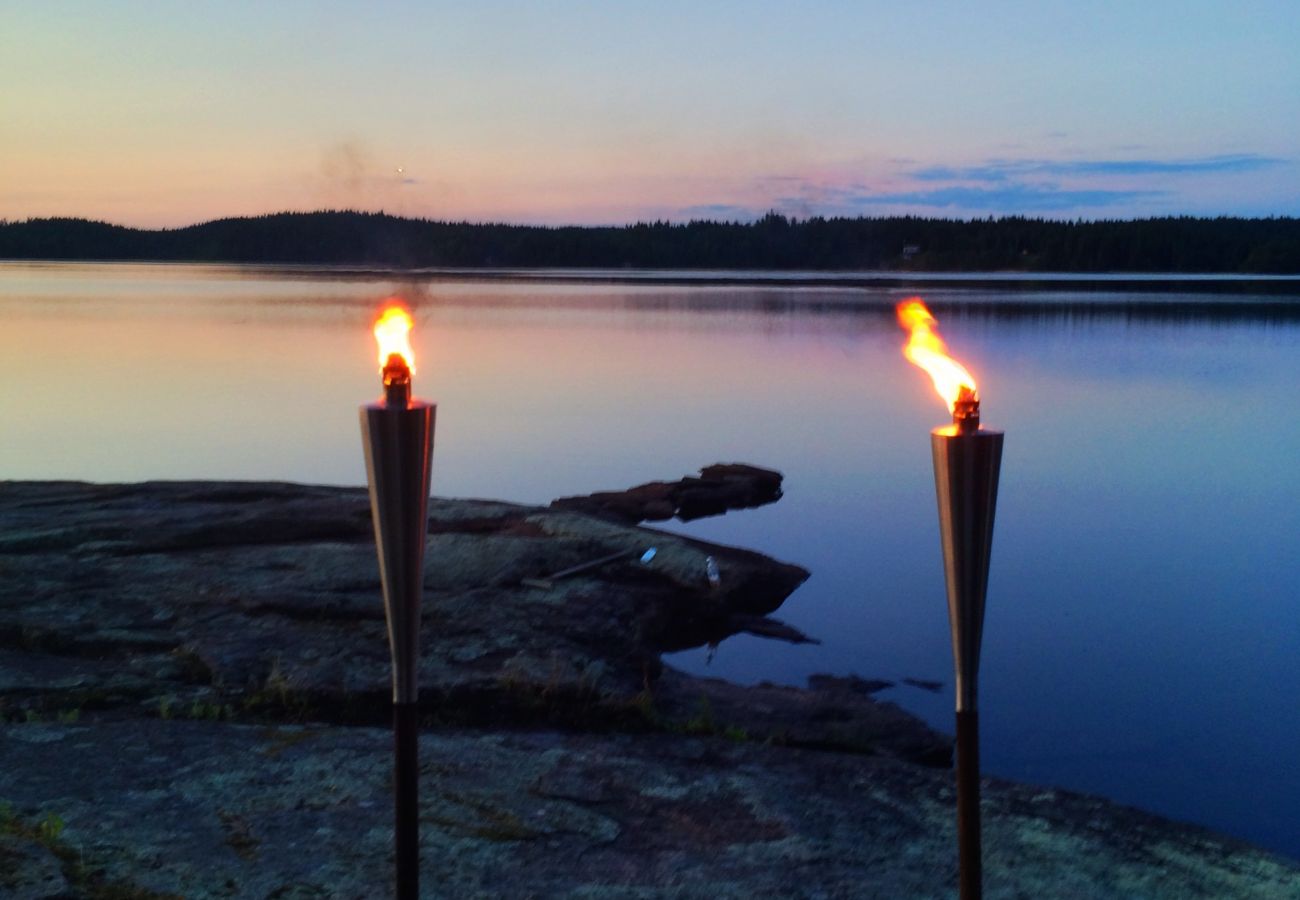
[4, 2, 1297, 226]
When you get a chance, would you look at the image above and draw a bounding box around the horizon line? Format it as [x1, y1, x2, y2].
[5, 209, 1300, 232]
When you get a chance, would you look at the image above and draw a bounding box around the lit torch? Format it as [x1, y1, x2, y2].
[898, 298, 1003, 900]
[359, 303, 435, 900]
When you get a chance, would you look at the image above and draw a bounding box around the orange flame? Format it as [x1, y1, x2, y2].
[896, 299, 977, 413]
[373, 304, 415, 373]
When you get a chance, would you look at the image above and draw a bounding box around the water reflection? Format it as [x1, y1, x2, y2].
[2, 262, 1299, 861]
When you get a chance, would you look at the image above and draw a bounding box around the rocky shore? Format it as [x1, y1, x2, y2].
[1, 472, 1296, 898]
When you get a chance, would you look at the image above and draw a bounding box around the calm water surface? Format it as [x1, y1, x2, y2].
[2, 262, 1298, 859]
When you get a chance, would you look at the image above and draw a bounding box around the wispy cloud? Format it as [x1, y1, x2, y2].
[665, 151, 1290, 221]
[844, 185, 1163, 212]
[673, 183, 1161, 221]
[909, 154, 1285, 183]
[1064, 155, 1283, 175]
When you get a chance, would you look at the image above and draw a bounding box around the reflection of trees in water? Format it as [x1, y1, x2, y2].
[928, 299, 1300, 326]
[619, 291, 1300, 326]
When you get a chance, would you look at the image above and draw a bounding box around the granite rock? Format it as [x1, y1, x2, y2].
[550, 463, 785, 523]
[0, 720, 1296, 899]
[1, 477, 1296, 897]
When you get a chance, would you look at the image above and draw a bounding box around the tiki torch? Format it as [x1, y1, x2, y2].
[360, 304, 435, 900]
[898, 299, 1003, 900]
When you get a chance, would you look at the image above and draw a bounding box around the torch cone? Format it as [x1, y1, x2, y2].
[931, 418, 1003, 717]
[360, 395, 435, 706]
[360, 307, 435, 900]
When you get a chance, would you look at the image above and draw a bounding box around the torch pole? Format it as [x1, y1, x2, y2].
[393, 701, 420, 899]
[931, 393, 1002, 900]
[955, 709, 981, 900]
[361, 360, 435, 900]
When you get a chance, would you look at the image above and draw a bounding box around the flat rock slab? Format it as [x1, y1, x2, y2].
[551, 463, 785, 523]
[653, 670, 952, 768]
[0, 479, 945, 762]
[0, 719, 1296, 899]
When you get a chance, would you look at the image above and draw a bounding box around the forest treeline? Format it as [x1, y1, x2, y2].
[2, 211, 1298, 272]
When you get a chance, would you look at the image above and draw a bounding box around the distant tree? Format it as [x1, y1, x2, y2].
[1, 211, 1298, 273]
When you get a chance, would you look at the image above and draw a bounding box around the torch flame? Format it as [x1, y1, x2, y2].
[896, 299, 977, 414]
[374, 304, 415, 374]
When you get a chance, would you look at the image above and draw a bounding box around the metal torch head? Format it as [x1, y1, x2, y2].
[931, 407, 1003, 713]
[360, 398, 436, 704]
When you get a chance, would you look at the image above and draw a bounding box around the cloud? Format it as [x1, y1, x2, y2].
[674, 183, 1159, 221]
[909, 154, 1285, 183]
[661, 151, 1289, 221]
[1063, 155, 1283, 176]
[910, 164, 1015, 183]
[845, 185, 1162, 212]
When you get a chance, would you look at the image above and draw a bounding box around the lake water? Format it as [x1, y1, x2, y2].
[2, 262, 1298, 860]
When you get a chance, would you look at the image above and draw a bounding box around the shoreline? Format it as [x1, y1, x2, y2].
[6, 257, 1300, 293]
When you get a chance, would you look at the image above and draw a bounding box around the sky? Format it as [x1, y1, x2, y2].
[3, 1, 1298, 227]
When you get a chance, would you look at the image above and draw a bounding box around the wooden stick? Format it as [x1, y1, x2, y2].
[521, 548, 636, 589]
